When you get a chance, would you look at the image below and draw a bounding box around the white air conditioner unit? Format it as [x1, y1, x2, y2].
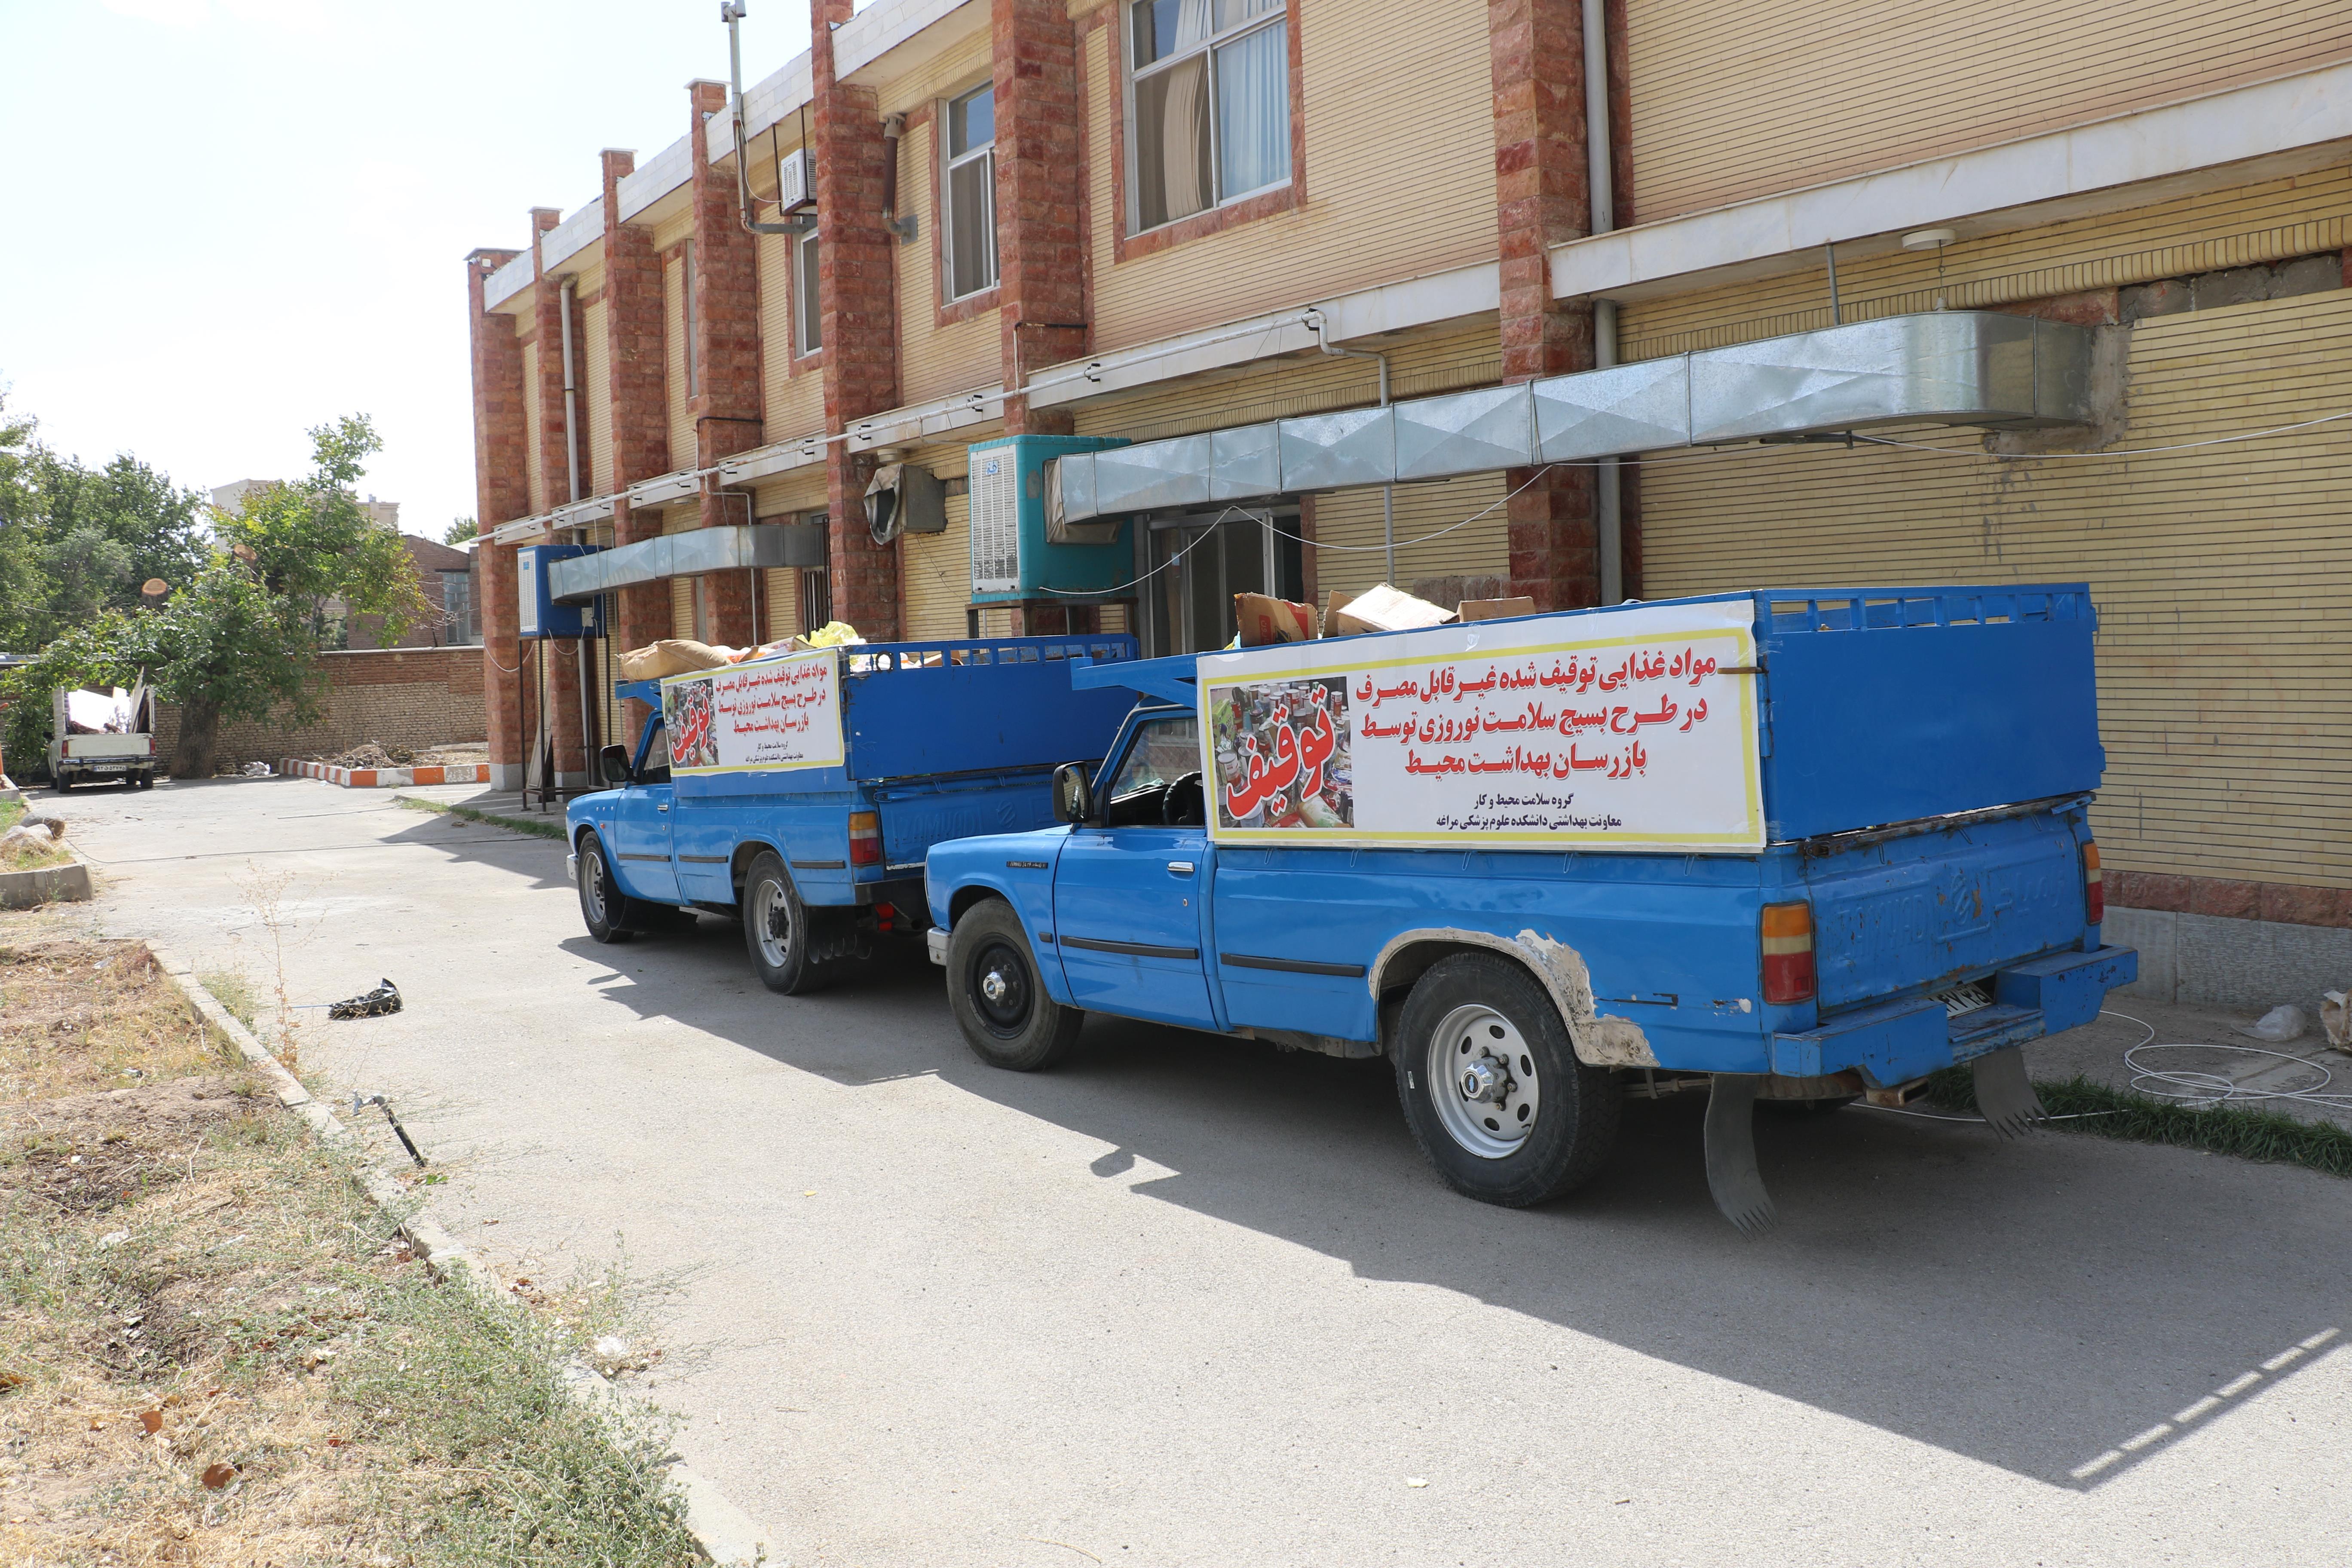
[775, 147, 815, 212]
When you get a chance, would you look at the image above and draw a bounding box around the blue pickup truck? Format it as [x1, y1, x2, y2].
[566, 633, 1138, 992]
[923, 586, 2136, 1228]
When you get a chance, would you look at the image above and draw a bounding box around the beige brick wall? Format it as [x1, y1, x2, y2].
[153, 648, 487, 771]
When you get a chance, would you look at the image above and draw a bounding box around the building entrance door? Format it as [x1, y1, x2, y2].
[1144, 507, 1305, 657]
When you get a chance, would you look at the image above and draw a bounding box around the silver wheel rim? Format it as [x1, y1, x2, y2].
[752, 875, 793, 968]
[582, 845, 609, 924]
[1426, 1002, 1540, 1159]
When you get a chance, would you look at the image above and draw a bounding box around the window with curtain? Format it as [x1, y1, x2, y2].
[1129, 0, 1289, 233]
[794, 228, 822, 355]
[944, 81, 998, 299]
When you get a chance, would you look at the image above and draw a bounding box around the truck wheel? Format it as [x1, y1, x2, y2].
[52, 776, 74, 793]
[741, 851, 830, 995]
[134, 772, 154, 790]
[1393, 953, 1620, 1207]
[575, 831, 639, 945]
[946, 898, 1082, 1071]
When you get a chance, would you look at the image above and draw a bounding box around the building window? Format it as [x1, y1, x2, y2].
[439, 569, 476, 645]
[680, 239, 699, 396]
[801, 565, 833, 633]
[1128, 0, 1289, 233]
[794, 229, 823, 355]
[944, 82, 998, 300]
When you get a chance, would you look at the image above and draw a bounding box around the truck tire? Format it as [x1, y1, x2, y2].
[52, 776, 74, 793]
[574, 831, 640, 945]
[1393, 952, 1620, 1207]
[741, 851, 830, 995]
[133, 772, 154, 790]
[946, 898, 1082, 1072]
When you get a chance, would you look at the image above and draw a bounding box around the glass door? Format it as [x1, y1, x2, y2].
[1146, 509, 1303, 656]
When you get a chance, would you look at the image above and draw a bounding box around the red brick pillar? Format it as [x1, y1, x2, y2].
[601, 149, 673, 748]
[1490, 0, 1598, 611]
[530, 211, 589, 784]
[994, 0, 1087, 441]
[468, 245, 530, 789]
[996, 0, 1099, 631]
[813, 0, 903, 639]
[688, 79, 766, 649]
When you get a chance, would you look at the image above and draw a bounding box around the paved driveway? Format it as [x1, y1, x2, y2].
[35, 777, 2352, 1566]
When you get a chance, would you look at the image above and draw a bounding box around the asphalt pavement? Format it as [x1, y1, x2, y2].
[20, 775, 2352, 1567]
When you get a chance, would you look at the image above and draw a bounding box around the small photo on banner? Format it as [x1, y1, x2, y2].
[1210, 676, 1352, 829]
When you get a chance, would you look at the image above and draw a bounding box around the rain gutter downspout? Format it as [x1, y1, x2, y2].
[558, 275, 591, 792]
[559, 279, 582, 504]
[1582, 0, 1621, 605]
[1307, 309, 1394, 582]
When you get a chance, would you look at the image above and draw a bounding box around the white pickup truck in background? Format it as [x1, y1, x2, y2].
[49, 684, 156, 790]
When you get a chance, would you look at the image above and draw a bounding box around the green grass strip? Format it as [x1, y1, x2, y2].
[398, 795, 568, 841]
[1924, 1066, 2352, 1179]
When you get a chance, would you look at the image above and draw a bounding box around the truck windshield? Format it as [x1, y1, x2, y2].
[1104, 714, 1201, 827]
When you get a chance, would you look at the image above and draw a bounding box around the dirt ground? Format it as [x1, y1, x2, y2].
[0, 938, 697, 1567]
[306, 743, 487, 771]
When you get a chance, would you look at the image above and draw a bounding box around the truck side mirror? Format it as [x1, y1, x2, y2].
[598, 743, 635, 787]
[1052, 761, 1093, 825]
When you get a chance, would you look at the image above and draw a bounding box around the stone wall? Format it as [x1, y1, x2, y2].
[154, 647, 486, 770]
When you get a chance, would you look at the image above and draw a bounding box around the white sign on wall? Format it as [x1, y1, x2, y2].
[661, 649, 846, 775]
[1196, 599, 1764, 853]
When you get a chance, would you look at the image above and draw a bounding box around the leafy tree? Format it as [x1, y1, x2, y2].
[0, 392, 46, 650]
[0, 392, 208, 649]
[0, 415, 428, 780]
[444, 516, 478, 546]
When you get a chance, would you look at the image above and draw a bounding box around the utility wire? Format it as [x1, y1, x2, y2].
[1852, 407, 2352, 460]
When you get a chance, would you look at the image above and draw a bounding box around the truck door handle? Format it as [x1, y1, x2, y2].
[657, 803, 670, 813]
[1167, 861, 1194, 876]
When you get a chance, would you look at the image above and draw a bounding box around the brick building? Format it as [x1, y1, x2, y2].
[344, 534, 482, 651]
[469, 0, 2352, 1008]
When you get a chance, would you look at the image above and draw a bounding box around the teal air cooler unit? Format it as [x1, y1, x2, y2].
[966, 435, 1131, 606]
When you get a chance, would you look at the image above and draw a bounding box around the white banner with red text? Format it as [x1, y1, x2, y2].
[660, 649, 845, 775]
[1195, 599, 1764, 852]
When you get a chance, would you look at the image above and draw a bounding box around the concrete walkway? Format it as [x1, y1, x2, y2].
[18, 775, 2352, 1567]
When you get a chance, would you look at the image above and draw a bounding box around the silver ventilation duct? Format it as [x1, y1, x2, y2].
[1054, 311, 2091, 523]
[546, 521, 827, 603]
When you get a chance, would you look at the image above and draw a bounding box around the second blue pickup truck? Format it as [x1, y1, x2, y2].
[923, 586, 2136, 1229]
[566, 634, 1138, 990]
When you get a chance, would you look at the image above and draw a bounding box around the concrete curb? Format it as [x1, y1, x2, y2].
[0, 841, 95, 910]
[144, 943, 778, 1565]
[390, 790, 568, 840]
[284, 758, 493, 789]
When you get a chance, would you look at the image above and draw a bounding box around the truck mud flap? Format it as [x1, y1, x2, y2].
[1703, 1074, 1774, 1236]
[1971, 1045, 2046, 1138]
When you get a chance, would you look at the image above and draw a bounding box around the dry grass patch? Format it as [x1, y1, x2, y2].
[0, 944, 701, 1566]
[0, 944, 224, 1104]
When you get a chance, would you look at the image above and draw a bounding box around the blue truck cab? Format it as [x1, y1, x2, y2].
[565, 634, 1138, 991]
[923, 586, 2137, 1228]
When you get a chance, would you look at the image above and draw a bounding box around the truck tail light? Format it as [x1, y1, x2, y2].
[2083, 842, 2104, 925]
[1761, 901, 1816, 1006]
[848, 811, 882, 867]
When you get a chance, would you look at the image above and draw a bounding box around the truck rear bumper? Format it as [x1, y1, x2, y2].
[1770, 946, 2137, 1087]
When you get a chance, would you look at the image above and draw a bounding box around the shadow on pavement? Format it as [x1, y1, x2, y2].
[569, 920, 2352, 1491]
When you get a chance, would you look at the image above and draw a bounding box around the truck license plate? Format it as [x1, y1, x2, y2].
[1935, 981, 1993, 1017]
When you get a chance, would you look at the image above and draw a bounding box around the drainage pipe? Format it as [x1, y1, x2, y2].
[1306, 309, 1394, 582]
[560, 279, 582, 505]
[1582, 0, 1622, 605]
